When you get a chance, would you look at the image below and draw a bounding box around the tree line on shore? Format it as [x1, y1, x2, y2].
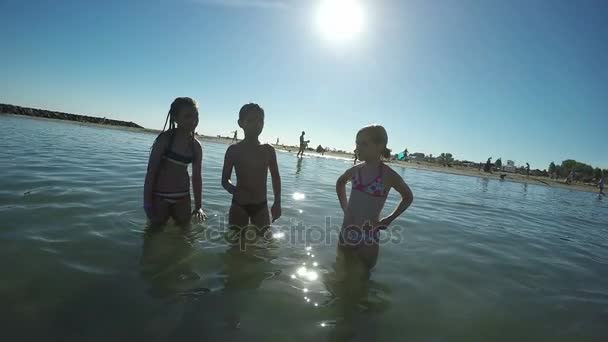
[396, 149, 606, 182]
[548, 160, 606, 182]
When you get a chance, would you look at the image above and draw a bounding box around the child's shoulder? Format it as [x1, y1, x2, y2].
[156, 130, 170, 139]
[225, 142, 240, 155]
[343, 163, 362, 176]
[382, 162, 397, 173]
[226, 142, 274, 154]
[262, 143, 276, 152]
[382, 163, 405, 181]
[382, 162, 397, 172]
[153, 130, 172, 147]
[261, 143, 277, 160]
[192, 137, 202, 152]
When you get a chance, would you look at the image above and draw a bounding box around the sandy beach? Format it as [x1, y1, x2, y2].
[198, 135, 601, 195]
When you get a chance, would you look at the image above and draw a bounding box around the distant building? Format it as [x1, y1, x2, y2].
[504, 160, 516, 172]
[410, 152, 425, 160]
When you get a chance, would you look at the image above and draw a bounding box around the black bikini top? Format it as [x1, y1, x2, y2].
[163, 131, 193, 165]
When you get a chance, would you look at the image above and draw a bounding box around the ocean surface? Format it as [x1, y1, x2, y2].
[1, 114, 607, 341]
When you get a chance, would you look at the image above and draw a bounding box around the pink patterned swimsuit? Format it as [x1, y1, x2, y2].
[340, 163, 389, 247]
[351, 163, 389, 198]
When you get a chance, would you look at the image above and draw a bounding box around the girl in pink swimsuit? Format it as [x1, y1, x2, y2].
[336, 125, 414, 271]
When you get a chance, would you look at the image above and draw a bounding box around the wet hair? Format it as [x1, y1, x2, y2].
[358, 124, 392, 159]
[238, 103, 264, 122]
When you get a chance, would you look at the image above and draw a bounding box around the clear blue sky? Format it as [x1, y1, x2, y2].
[1, 0, 606, 169]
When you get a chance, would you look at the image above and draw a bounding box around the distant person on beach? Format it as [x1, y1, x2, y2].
[336, 125, 414, 272]
[276, 138, 279, 145]
[353, 150, 358, 165]
[599, 175, 605, 196]
[484, 157, 493, 173]
[231, 130, 238, 143]
[222, 103, 282, 237]
[316, 145, 326, 156]
[143, 97, 207, 228]
[526, 163, 530, 177]
[296, 131, 309, 158]
[566, 170, 575, 184]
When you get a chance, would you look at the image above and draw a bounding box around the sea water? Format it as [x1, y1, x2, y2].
[1, 115, 607, 341]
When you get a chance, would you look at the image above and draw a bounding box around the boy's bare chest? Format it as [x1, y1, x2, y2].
[234, 148, 269, 171]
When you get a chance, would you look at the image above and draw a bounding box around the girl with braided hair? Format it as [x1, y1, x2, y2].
[144, 97, 207, 228]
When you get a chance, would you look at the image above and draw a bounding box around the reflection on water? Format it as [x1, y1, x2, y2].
[140, 224, 285, 338]
[140, 225, 203, 298]
[293, 192, 306, 201]
[480, 177, 489, 192]
[320, 248, 391, 341]
[222, 242, 280, 292]
[216, 241, 280, 332]
[140, 224, 281, 298]
[296, 157, 303, 175]
[294, 265, 319, 281]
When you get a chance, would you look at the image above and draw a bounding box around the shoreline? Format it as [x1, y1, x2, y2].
[198, 135, 600, 195]
[3, 113, 600, 195]
[387, 160, 600, 194]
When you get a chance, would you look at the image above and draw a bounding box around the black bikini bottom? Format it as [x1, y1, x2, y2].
[232, 199, 268, 218]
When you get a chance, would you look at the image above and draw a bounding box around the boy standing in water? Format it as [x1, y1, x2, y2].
[222, 103, 282, 234]
[599, 175, 605, 196]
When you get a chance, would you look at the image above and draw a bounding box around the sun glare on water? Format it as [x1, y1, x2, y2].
[316, 0, 365, 42]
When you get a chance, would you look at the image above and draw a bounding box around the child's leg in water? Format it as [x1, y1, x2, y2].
[149, 196, 170, 228]
[358, 244, 379, 269]
[227, 202, 271, 246]
[337, 237, 380, 272]
[228, 202, 250, 230]
[250, 204, 270, 233]
[227, 203, 250, 247]
[171, 197, 192, 228]
[336, 245, 373, 280]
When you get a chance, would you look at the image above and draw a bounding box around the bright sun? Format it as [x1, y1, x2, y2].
[316, 0, 365, 42]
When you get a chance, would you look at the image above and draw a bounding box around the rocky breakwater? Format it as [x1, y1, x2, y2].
[0, 103, 143, 129]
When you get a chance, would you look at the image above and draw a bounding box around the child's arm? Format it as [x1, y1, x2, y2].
[143, 135, 167, 215]
[268, 145, 282, 222]
[336, 166, 356, 213]
[378, 169, 414, 228]
[191, 139, 206, 220]
[221, 146, 237, 194]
